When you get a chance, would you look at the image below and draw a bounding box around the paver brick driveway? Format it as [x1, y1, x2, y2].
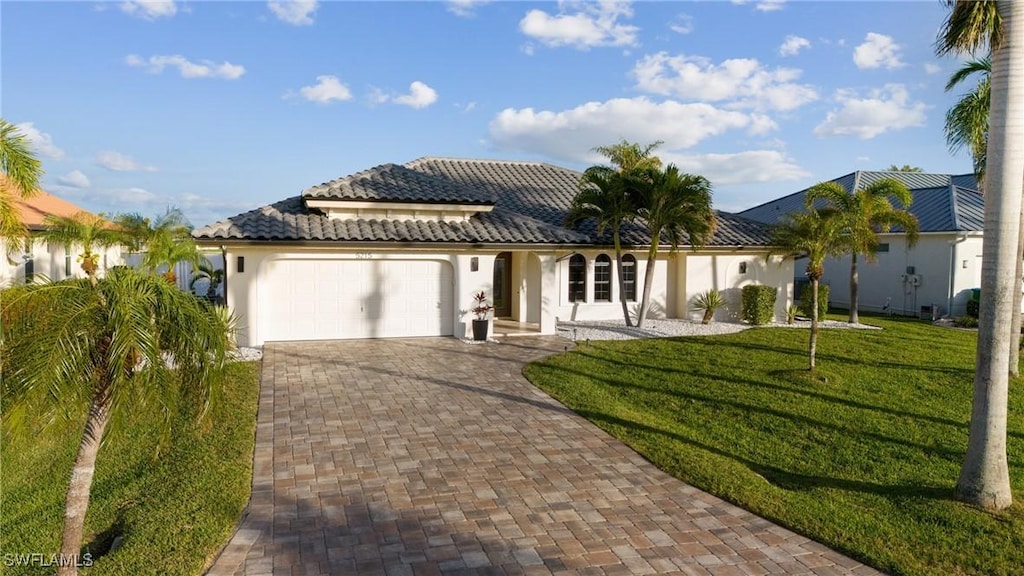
[208, 337, 883, 576]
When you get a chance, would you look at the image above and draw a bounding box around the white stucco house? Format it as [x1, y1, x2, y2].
[739, 170, 982, 318]
[193, 158, 795, 346]
[1, 183, 122, 286]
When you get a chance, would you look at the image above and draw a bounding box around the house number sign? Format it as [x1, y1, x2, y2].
[355, 252, 374, 259]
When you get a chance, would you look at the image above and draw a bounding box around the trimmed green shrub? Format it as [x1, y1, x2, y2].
[954, 315, 979, 328]
[966, 298, 979, 318]
[741, 285, 777, 325]
[799, 283, 829, 319]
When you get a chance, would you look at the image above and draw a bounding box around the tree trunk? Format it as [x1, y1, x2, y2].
[1009, 216, 1023, 376]
[58, 389, 112, 576]
[957, 0, 1022, 511]
[809, 277, 819, 372]
[849, 253, 859, 324]
[636, 241, 659, 329]
[613, 228, 633, 327]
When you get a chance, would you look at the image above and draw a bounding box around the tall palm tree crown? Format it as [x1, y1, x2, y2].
[39, 211, 121, 282]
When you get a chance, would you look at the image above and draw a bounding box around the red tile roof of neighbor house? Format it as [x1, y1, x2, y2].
[1, 174, 107, 230]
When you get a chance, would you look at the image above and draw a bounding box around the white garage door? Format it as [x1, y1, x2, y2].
[263, 259, 454, 341]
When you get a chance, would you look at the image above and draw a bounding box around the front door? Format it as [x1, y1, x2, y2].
[493, 252, 512, 318]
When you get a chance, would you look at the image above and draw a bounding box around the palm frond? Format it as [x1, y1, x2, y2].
[0, 118, 43, 202]
[937, 0, 1001, 56]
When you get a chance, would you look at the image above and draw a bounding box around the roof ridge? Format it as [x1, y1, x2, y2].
[405, 156, 571, 170]
[948, 183, 962, 231]
[851, 170, 863, 193]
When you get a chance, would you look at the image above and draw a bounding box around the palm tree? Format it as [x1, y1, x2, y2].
[632, 165, 715, 328]
[769, 207, 844, 372]
[189, 260, 224, 300]
[1, 267, 233, 576]
[805, 179, 919, 324]
[566, 166, 637, 325]
[945, 55, 991, 185]
[111, 212, 153, 254]
[39, 212, 121, 284]
[938, 0, 1022, 510]
[0, 119, 43, 241]
[885, 164, 924, 172]
[138, 209, 204, 283]
[592, 140, 663, 172]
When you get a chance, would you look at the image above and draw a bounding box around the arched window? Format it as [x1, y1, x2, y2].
[621, 255, 637, 301]
[568, 254, 586, 302]
[594, 254, 612, 302]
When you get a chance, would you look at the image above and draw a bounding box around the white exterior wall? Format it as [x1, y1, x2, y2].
[223, 246, 566, 346]
[819, 233, 984, 317]
[681, 252, 794, 323]
[552, 250, 668, 322]
[1, 237, 121, 286]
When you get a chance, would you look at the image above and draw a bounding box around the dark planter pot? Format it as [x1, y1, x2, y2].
[472, 319, 490, 341]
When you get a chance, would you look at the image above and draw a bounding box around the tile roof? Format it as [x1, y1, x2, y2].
[195, 157, 776, 247]
[1, 175, 105, 230]
[303, 163, 495, 205]
[737, 171, 982, 233]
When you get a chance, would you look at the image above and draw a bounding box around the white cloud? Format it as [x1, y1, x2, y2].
[125, 54, 245, 79]
[853, 32, 904, 69]
[367, 86, 390, 106]
[394, 81, 439, 109]
[661, 150, 809, 186]
[267, 0, 318, 26]
[924, 62, 942, 74]
[57, 170, 91, 188]
[297, 75, 353, 104]
[96, 150, 158, 172]
[13, 122, 64, 159]
[732, 0, 786, 12]
[779, 35, 810, 57]
[119, 1, 177, 20]
[519, 0, 638, 50]
[814, 84, 926, 139]
[464, 101, 477, 112]
[632, 52, 818, 112]
[109, 187, 159, 203]
[488, 97, 761, 163]
[669, 13, 694, 35]
[447, 0, 491, 18]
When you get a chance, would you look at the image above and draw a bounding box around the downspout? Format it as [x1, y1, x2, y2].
[948, 234, 969, 317]
[221, 245, 228, 308]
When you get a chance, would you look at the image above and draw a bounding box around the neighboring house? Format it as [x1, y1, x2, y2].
[739, 170, 982, 318]
[0, 183, 122, 286]
[193, 158, 794, 346]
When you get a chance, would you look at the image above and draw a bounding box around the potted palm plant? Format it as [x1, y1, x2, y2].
[471, 291, 493, 341]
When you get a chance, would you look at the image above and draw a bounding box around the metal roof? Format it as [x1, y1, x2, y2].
[737, 171, 981, 232]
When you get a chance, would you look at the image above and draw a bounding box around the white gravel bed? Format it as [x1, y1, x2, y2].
[557, 318, 880, 341]
[230, 346, 263, 361]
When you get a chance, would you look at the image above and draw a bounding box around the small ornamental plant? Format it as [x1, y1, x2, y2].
[472, 291, 493, 320]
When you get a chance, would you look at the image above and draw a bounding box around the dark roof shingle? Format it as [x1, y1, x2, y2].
[195, 157, 775, 247]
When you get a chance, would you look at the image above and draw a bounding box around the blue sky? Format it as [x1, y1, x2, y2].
[3, 0, 974, 227]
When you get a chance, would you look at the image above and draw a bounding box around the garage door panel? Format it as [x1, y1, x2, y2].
[263, 259, 453, 342]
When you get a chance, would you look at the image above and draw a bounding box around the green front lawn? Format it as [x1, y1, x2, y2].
[1, 361, 260, 575]
[525, 316, 1023, 576]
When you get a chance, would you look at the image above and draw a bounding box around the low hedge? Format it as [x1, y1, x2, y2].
[741, 285, 777, 325]
[799, 283, 829, 319]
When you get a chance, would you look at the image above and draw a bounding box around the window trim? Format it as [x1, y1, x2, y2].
[621, 254, 637, 302]
[594, 254, 612, 302]
[568, 254, 586, 303]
